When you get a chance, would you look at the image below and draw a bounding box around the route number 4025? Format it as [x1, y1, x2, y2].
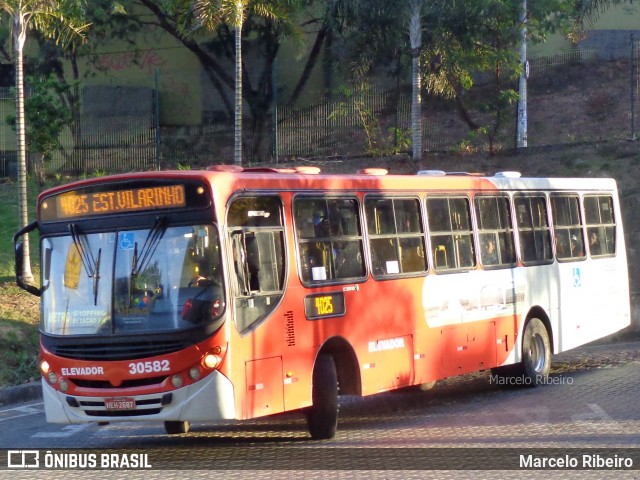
[128, 360, 170, 374]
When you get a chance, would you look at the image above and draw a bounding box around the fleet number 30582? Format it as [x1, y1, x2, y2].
[128, 360, 170, 374]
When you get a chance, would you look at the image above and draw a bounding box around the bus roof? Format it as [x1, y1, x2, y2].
[37, 166, 619, 202]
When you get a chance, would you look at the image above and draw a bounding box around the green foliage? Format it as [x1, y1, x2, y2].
[6, 74, 73, 185]
[330, 84, 413, 156]
[330, 83, 387, 156]
[389, 127, 412, 154]
[330, 0, 595, 155]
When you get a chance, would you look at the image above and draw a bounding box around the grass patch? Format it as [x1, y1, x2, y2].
[0, 178, 42, 387]
[0, 283, 40, 387]
[0, 178, 40, 283]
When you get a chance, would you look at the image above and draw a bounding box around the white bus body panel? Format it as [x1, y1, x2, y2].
[424, 176, 630, 366]
[42, 370, 236, 424]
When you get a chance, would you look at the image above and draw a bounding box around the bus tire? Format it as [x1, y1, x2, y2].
[305, 354, 338, 440]
[164, 420, 190, 435]
[520, 318, 551, 386]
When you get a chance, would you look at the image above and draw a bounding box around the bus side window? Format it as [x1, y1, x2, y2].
[551, 195, 585, 261]
[474, 195, 516, 268]
[227, 195, 286, 334]
[514, 195, 553, 265]
[584, 195, 616, 257]
[365, 197, 427, 278]
[295, 196, 365, 283]
[427, 196, 475, 272]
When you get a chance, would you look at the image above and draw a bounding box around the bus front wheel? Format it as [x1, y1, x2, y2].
[164, 420, 190, 434]
[305, 354, 338, 440]
[520, 318, 551, 386]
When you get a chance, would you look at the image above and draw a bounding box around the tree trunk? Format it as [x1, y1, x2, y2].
[234, 23, 243, 165]
[14, 12, 34, 284]
[409, 1, 423, 161]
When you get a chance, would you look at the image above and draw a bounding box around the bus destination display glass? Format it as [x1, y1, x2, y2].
[40, 182, 210, 221]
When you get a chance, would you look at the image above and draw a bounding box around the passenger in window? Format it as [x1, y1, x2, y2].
[555, 237, 568, 258]
[569, 234, 584, 257]
[589, 231, 601, 255]
[482, 238, 499, 265]
[314, 212, 330, 237]
[333, 241, 363, 278]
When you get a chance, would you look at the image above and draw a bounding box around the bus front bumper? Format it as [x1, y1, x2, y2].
[42, 370, 236, 424]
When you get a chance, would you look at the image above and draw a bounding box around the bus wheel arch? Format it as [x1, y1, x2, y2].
[491, 308, 553, 387]
[524, 306, 554, 354]
[320, 336, 361, 396]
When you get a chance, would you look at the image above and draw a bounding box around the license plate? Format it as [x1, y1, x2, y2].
[104, 397, 136, 410]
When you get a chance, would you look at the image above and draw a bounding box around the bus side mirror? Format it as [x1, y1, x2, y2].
[13, 221, 41, 297]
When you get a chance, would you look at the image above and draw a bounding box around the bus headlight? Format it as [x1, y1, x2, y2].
[189, 367, 201, 380]
[47, 371, 58, 385]
[58, 378, 69, 392]
[171, 375, 183, 388]
[203, 354, 220, 370]
[40, 360, 50, 375]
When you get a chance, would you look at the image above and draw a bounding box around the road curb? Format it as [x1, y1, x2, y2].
[0, 380, 42, 407]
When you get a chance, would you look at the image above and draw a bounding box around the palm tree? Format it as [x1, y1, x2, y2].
[408, 0, 423, 161]
[192, 0, 291, 165]
[1, 0, 89, 284]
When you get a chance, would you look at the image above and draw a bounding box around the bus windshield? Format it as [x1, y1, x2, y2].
[41, 223, 224, 336]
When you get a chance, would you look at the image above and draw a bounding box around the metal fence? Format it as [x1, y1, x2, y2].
[0, 40, 638, 177]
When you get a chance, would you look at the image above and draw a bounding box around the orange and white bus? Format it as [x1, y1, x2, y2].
[14, 165, 630, 439]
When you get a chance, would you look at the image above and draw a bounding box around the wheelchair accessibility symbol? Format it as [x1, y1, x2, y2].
[573, 268, 582, 288]
[119, 232, 135, 250]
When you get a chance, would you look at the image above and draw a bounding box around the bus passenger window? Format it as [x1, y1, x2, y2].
[295, 196, 366, 283]
[365, 197, 427, 278]
[551, 195, 585, 261]
[514, 195, 553, 265]
[474, 196, 516, 268]
[584, 195, 616, 257]
[427, 197, 475, 272]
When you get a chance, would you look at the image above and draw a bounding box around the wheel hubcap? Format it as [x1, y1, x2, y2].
[529, 334, 546, 373]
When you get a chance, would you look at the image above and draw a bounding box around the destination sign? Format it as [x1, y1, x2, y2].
[54, 185, 185, 218]
[39, 182, 211, 222]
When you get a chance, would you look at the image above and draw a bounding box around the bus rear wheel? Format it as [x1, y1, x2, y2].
[305, 354, 338, 440]
[164, 420, 190, 434]
[491, 318, 551, 388]
[520, 318, 551, 385]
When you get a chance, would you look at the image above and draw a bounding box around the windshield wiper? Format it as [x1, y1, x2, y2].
[69, 224, 94, 277]
[69, 224, 102, 305]
[93, 248, 101, 305]
[131, 216, 167, 277]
